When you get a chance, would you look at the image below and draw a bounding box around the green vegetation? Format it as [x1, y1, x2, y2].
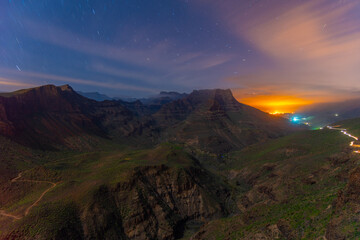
[2, 118, 360, 239]
[227, 128, 350, 170]
[190, 127, 360, 239]
[20, 202, 83, 239]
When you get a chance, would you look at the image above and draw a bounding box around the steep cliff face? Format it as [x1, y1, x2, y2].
[3, 165, 232, 240]
[81, 165, 232, 240]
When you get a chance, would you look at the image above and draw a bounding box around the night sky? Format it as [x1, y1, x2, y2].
[1, 0, 360, 112]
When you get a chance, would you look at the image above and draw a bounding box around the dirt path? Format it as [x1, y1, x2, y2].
[0, 210, 21, 220]
[0, 172, 58, 220]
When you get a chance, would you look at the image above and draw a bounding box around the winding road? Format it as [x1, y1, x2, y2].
[327, 125, 360, 153]
[0, 172, 58, 220]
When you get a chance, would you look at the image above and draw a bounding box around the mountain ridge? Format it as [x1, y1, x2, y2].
[0, 84, 299, 153]
[153, 88, 298, 153]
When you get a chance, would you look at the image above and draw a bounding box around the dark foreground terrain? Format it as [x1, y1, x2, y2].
[0, 85, 359, 239]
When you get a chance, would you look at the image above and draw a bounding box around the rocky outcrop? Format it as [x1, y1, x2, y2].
[335, 167, 360, 208]
[1, 165, 232, 240]
[326, 167, 360, 239]
[81, 165, 232, 240]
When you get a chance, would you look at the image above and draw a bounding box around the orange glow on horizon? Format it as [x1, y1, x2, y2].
[237, 95, 313, 113]
[269, 111, 294, 115]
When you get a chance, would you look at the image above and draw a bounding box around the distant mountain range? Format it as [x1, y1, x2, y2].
[77, 91, 114, 101]
[0, 84, 297, 153]
[78, 90, 188, 103]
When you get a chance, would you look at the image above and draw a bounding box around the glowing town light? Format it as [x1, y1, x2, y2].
[292, 117, 299, 122]
[270, 111, 285, 115]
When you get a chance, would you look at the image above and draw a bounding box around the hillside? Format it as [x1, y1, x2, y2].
[2, 117, 360, 239]
[0, 143, 234, 239]
[190, 119, 360, 239]
[154, 89, 298, 153]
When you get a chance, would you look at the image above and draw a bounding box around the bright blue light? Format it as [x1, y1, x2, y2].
[292, 117, 299, 122]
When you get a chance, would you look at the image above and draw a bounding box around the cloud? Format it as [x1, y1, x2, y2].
[23, 20, 233, 73]
[23, 20, 167, 67]
[193, 0, 360, 100]
[0, 77, 36, 88]
[0, 68, 159, 93]
[240, 1, 360, 64]
[17, 19, 239, 94]
[228, 70, 360, 102]
[91, 62, 161, 84]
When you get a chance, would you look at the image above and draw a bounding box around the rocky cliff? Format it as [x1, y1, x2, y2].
[82, 165, 232, 239]
[3, 165, 233, 240]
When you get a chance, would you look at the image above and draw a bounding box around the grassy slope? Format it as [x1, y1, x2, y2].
[227, 128, 350, 171]
[325, 118, 360, 238]
[335, 117, 360, 135]
[0, 141, 201, 238]
[0, 136, 47, 183]
[2, 118, 360, 239]
[193, 128, 360, 239]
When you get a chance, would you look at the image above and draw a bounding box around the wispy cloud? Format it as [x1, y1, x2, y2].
[91, 62, 161, 84]
[23, 20, 232, 73]
[0, 68, 159, 93]
[240, 1, 360, 63]
[23, 20, 165, 67]
[193, 0, 360, 100]
[228, 70, 360, 103]
[0, 77, 36, 88]
[17, 19, 239, 94]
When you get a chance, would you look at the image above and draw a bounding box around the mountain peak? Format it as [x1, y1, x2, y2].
[4, 84, 77, 97]
[187, 88, 236, 106]
[190, 88, 233, 97]
[59, 84, 74, 92]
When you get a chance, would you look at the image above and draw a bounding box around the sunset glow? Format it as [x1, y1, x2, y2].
[238, 95, 313, 114]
